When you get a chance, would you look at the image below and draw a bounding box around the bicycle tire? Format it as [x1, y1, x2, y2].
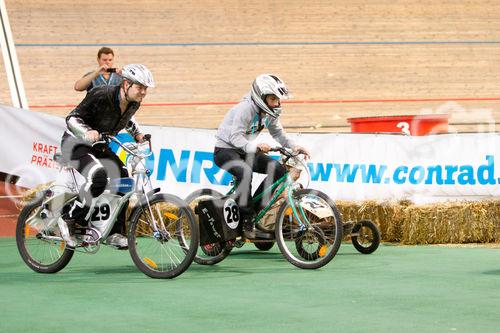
[253, 241, 275, 251]
[128, 193, 198, 279]
[185, 188, 232, 265]
[275, 189, 342, 269]
[16, 195, 74, 273]
[294, 225, 327, 260]
[351, 220, 381, 254]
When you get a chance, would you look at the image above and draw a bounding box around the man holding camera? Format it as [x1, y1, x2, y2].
[74, 47, 122, 92]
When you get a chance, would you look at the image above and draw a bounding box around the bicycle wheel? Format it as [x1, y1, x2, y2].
[16, 194, 74, 273]
[351, 220, 381, 254]
[185, 189, 232, 265]
[128, 193, 198, 279]
[275, 189, 342, 269]
[294, 225, 327, 260]
[254, 241, 275, 251]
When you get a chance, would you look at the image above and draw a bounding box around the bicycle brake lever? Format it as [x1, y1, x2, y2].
[91, 133, 110, 147]
[280, 147, 295, 156]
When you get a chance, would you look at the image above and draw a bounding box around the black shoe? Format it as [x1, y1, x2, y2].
[242, 216, 255, 239]
[61, 199, 89, 226]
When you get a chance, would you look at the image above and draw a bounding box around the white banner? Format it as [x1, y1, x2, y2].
[0, 104, 62, 187]
[1, 105, 499, 202]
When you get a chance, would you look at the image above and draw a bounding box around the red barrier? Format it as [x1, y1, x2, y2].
[347, 114, 449, 136]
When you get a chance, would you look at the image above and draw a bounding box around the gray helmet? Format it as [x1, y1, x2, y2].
[250, 74, 291, 118]
[121, 64, 155, 88]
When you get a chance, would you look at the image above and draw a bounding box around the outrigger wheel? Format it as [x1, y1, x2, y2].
[350, 220, 381, 254]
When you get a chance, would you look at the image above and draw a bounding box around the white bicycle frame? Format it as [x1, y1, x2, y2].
[27, 135, 165, 247]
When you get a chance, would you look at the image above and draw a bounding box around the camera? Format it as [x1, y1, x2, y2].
[106, 68, 116, 73]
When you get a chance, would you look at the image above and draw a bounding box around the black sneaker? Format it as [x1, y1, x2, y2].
[242, 216, 255, 239]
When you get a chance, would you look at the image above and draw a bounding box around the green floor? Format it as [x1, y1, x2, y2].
[0, 237, 499, 333]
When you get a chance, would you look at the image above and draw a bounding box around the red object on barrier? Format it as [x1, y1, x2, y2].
[347, 114, 449, 136]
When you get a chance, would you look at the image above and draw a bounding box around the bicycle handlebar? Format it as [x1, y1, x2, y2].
[92, 133, 153, 158]
[269, 146, 300, 158]
[270, 146, 311, 188]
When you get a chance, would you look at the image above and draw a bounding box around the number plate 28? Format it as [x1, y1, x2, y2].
[223, 198, 240, 229]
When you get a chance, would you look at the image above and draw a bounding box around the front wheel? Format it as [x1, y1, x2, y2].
[351, 220, 380, 254]
[16, 194, 74, 273]
[275, 189, 342, 269]
[185, 189, 232, 265]
[128, 193, 198, 279]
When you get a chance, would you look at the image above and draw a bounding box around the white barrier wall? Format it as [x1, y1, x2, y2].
[1, 105, 499, 202]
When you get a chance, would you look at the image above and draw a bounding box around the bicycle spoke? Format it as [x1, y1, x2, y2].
[275, 190, 343, 269]
[17, 196, 74, 273]
[130, 195, 197, 277]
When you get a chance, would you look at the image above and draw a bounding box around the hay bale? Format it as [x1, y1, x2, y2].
[17, 182, 53, 209]
[485, 200, 500, 241]
[401, 200, 500, 244]
[336, 200, 408, 242]
[336, 199, 500, 244]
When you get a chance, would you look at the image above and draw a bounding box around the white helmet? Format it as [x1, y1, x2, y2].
[121, 64, 155, 88]
[251, 74, 291, 118]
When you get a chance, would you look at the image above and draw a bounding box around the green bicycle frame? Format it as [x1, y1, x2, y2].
[227, 173, 310, 228]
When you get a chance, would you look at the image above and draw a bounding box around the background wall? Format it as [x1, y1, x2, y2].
[1, 0, 500, 132]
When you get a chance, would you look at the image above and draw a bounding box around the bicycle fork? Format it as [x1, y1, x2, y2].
[287, 186, 310, 232]
[141, 185, 171, 242]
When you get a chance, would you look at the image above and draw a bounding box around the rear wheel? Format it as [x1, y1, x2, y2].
[275, 189, 342, 269]
[16, 194, 74, 273]
[128, 193, 198, 279]
[351, 220, 380, 254]
[254, 241, 275, 251]
[185, 189, 232, 265]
